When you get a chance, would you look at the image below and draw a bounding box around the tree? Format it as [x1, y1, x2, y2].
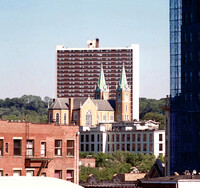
[143, 112, 165, 129]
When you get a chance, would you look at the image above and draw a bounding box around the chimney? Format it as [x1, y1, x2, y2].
[96, 38, 99, 48]
[69, 98, 74, 124]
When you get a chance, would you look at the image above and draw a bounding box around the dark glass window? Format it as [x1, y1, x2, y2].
[14, 140, 21, 156]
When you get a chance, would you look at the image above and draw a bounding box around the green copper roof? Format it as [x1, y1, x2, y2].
[117, 63, 129, 91]
[96, 63, 108, 92]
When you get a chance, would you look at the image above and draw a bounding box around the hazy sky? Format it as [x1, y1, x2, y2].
[0, 0, 169, 99]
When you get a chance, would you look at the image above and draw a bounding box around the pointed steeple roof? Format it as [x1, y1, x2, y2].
[117, 63, 129, 91]
[95, 63, 108, 92]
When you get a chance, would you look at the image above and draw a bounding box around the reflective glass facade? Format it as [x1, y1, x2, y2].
[170, 0, 200, 175]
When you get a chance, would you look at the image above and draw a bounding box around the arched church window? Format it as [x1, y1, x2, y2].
[56, 113, 59, 125]
[86, 110, 92, 126]
[118, 93, 121, 101]
[64, 113, 67, 125]
[49, 113, 52, 123]
[125, 93, 129, 101]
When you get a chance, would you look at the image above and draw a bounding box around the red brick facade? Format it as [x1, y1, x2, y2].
[0, 120, 79, 184]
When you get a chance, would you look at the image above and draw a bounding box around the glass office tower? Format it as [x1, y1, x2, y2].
[170, 0, 200, 175]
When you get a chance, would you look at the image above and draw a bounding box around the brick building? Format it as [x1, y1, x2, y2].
[0, 120, 79, 184]
[56, 39, 139, 120]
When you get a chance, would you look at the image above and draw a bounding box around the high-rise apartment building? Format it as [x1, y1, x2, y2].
[56, 39, 139, 120]
[168, 0, 200, 175]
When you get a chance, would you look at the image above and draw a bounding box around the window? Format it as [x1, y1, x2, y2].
[126, 105, 128, 112]
[67, 140, 74, 157]
[159, 144, 163, 151]
[143, 134, 147, 142]
[118, 104, 121, 112]
[5, 143, 8, 153]
[118, 93, 121, 101]
[132, 143, 135, 151]
[91, 135, 94, 142]
[13, 170, 21, 176]
[41, 142, 46, 157]
[190, 72, 192, 83]
[116, 144, 120, 150]
[116, 134, 120, 142]
[132, 134, 135, 142]
[117, 115, 121, 121]
[86, 144, 89, 152]
[0, 170, 3, 176]
[86, 110, 92, 126]
[86, 135, 89, 142]
[127, 134, 130, 142]
[26, 140, 34, 157]
[110, 114, 114, 121]
[103, 114, 107, 122]
[189, 32, 193, 43]
[91, 144, 94, 152]
[137, 134, 141, 142]
[66, 170, 74, 182]
[122, 134, 125, 142]
[125, 93, 129, 101]
[149, 143, 153, 151]
[159, 134, 163, 141]
[56, 113, 59, 125]
[149, 134, 153, 142]
[122, 144, 125, 151]
[64, 113, 67, 125]
[184, 72, 188, 83]
[0, 139, 3, 156]
[189, 52, 192, 62]
[143, 144, 147, 151]
[14, 140, 21, 156]
[49, 113, 52, 123]
[184, 52, 188, 64]
[112, 134, 115, 142]
[26, 170, 34, 176]
[55, 140, 62, 156]
[127, 144, 130, 151]
[81, 135, 84, 142]
[54, 170, 62, 179]
[137, 144, 141, 151]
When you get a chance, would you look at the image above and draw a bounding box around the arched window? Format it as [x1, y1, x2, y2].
[86, 110, 92, 126]
[118, 93, 121, 101]
[64, 113, 67, 125]
[56, 113, 59, 125]
[49, 113, 52, 123]
[125, 93, 129, 101]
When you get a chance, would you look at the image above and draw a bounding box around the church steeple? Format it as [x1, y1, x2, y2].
[95, 63, 109, 100]
[96, 63, 108, 91]
[117, 63, 129, 91]
[115, 63, 131, 122]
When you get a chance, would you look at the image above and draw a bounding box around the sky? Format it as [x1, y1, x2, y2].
[0, 0, 169, 100]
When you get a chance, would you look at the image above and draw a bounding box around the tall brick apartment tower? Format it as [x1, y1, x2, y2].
[56, 39, 139, 120]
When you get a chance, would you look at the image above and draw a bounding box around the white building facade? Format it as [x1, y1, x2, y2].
[80, 121, 165, 157]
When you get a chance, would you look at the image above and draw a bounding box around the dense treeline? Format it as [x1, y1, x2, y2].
[79, 151, 164, 182]
[0, 95, 165, 126]
[0, 95, 52, 123]
[139, 98, 165, 129]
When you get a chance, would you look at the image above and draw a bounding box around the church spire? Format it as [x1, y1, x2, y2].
[117, 63, 129, 91]
[96, 63, 108, 91]
[95, 63, 109, 100]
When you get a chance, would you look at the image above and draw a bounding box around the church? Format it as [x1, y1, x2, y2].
[48, 63, 132, 126]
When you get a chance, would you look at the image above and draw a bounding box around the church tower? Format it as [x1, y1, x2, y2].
[115, 63, 131, 121]
[95, 63, 109, 100]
